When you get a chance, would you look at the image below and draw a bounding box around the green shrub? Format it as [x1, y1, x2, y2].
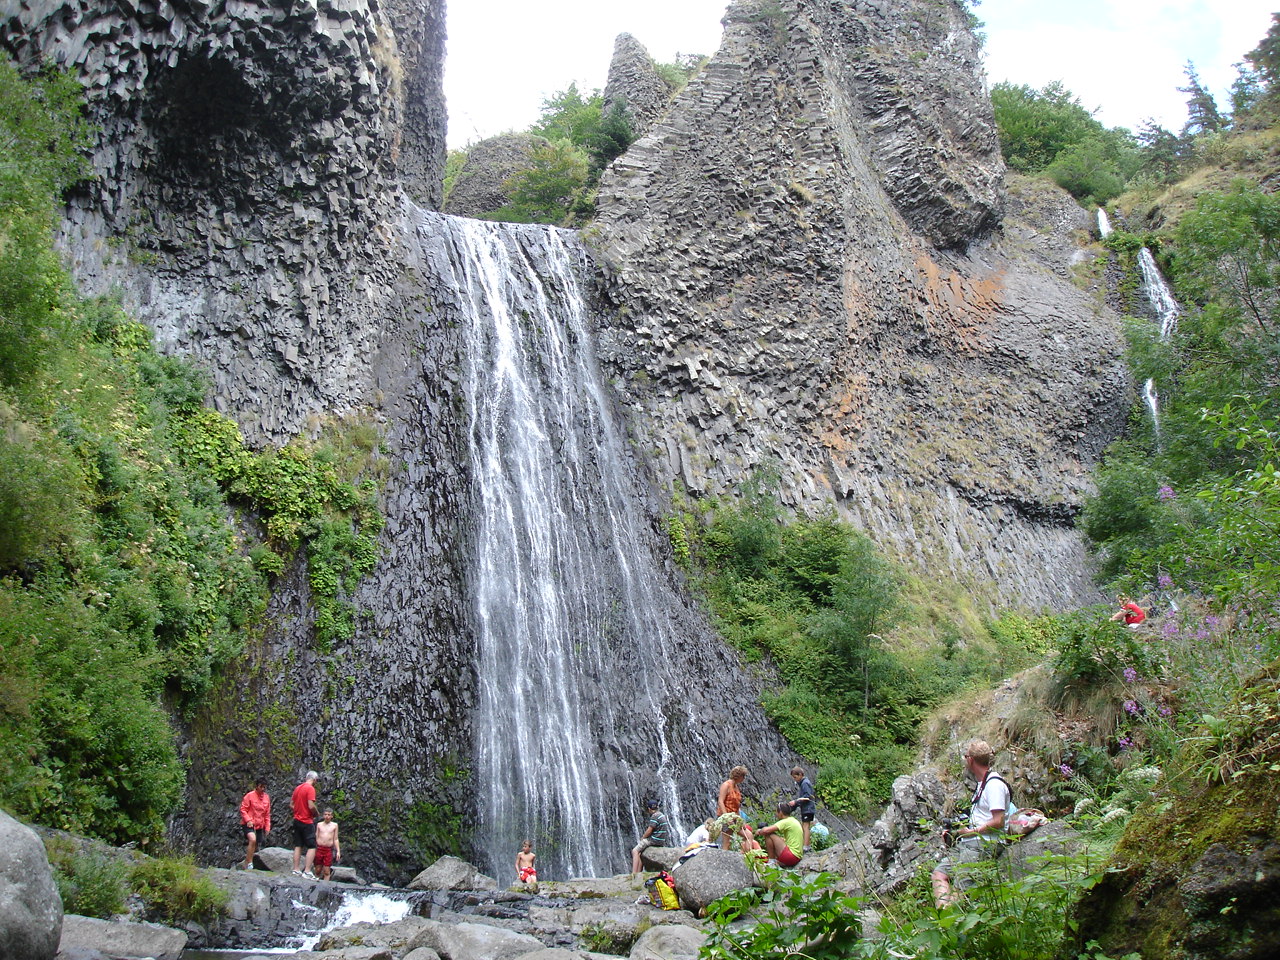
[46, 842, 129, 919]
[130, 856, 228, 925]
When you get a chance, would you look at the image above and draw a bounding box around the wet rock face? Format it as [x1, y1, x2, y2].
[602, 33, 675, 141]
[593, 0, 1128, 609]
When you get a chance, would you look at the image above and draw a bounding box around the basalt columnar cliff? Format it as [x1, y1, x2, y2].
[3, 0, 1128, 880]
[592, 0, 1129, 609]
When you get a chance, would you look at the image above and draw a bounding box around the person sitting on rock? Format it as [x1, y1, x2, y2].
[755, 802, 804, 868]
[1110, 595, 1146, 628]
[631, 796, 673, 875]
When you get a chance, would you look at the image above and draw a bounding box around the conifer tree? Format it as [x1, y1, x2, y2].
[1178, 61, 1225, 136]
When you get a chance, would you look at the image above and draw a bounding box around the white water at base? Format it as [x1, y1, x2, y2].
[1098, 208, 1113, 237]
[294, 892, 412, 950]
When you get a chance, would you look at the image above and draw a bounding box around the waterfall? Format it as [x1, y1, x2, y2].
[412, 211, 739, 880]
[1135, 248, 1180, 441]
[1102, 208, 1180, 437]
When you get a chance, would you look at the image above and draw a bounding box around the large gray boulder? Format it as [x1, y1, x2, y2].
[443, 133, 548, 219]
[407, 856, 498, 892]
[252, 846, 295, 873]
[317, 915, 433, 952]
[57, 915, 186, 960]
[0, 810, 62, 960]
[628, 923, 705, 960]
[1001, 819, 1083, 879]
[670, 849, 755, 914]
[638, 846, 681, 872]
[405, 919, 545, 960]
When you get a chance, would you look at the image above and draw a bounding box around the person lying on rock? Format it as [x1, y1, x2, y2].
[631, 796, 673, 876]
[756, 802, 804, 868]
[931, 739, 1009, 909]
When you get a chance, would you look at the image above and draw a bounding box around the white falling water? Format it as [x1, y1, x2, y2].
[1136, 249, 1180, 438]
[1101, 208, 1180, 435]
[294, 891, 412, 950]
[423, 213, 701, 880]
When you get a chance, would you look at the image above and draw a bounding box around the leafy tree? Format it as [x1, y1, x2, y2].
[990, 80, 1100, 172]
[530, 83, 603, 146]
[1045, 137, 1125, 205]
[1134, 119, 1191, 184]
[490, 140, 591, 225]
[1244, 13, 1280, 88]
[0, 55, 93, 386]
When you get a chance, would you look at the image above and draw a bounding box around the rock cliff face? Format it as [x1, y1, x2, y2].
[4, 0, 1129, 883]
[593, 0, 1129, 609]
[2, 0, 446, 441]
[601, 33, 673, 140]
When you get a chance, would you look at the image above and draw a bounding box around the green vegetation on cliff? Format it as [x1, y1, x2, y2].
[670, 471, 1053, 818]
[0, 55, 383, 844]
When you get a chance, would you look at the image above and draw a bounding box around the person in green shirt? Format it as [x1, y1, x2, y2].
[756, 802, 804, 867]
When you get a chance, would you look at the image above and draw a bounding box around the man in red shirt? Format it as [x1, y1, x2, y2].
[290, 770, 320, 878]
[239, 779, 271, 871]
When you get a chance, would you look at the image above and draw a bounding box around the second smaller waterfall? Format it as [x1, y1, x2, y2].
[1100, 209, 1180, 438]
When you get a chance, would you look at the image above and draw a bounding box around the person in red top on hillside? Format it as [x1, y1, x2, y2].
[239, 778, 271, 871]
[1110, 596, 1146, 628]
[290, 770, 320, 878]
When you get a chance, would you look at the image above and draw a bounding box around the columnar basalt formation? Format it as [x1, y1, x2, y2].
[601, 33, 674, 140]
[593, 0, 1129, 608]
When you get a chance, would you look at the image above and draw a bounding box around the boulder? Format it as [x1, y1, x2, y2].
[317, 916, 433, 952]
[329, 866, 368, 885]
[535, 876, 640, 900]
[407, 856, 498, 892]
[57, 915, 186, 960]
[670, 849, 755, 914]
[252, 846, 296, 873]
[402, 949, 442, 960]
[638, 847, 681, 872]
[290, 949, 394, 960]
[406, 919, 545, 960]
[1001, 820, 1083, 880]
[442, 133, 548, 220]
[628, 924, 705, 960]
[0, 810, 63, 960]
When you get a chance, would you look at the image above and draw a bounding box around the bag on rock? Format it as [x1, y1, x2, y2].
[645, 871, 679, 910]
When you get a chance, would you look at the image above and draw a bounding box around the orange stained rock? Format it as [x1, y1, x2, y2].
[913, 252, 1005, 352]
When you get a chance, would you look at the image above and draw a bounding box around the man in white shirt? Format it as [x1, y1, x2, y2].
[932, 739, 1010, 908]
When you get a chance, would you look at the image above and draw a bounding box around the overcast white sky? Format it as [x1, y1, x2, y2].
[444, 1, 1277, 149]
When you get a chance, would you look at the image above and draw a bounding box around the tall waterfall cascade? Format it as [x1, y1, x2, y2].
[403, 209, 781, 880]
[1098, 210, 1181, 433]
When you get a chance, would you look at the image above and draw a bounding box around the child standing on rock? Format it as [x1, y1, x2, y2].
[515, 839, 538, 892]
